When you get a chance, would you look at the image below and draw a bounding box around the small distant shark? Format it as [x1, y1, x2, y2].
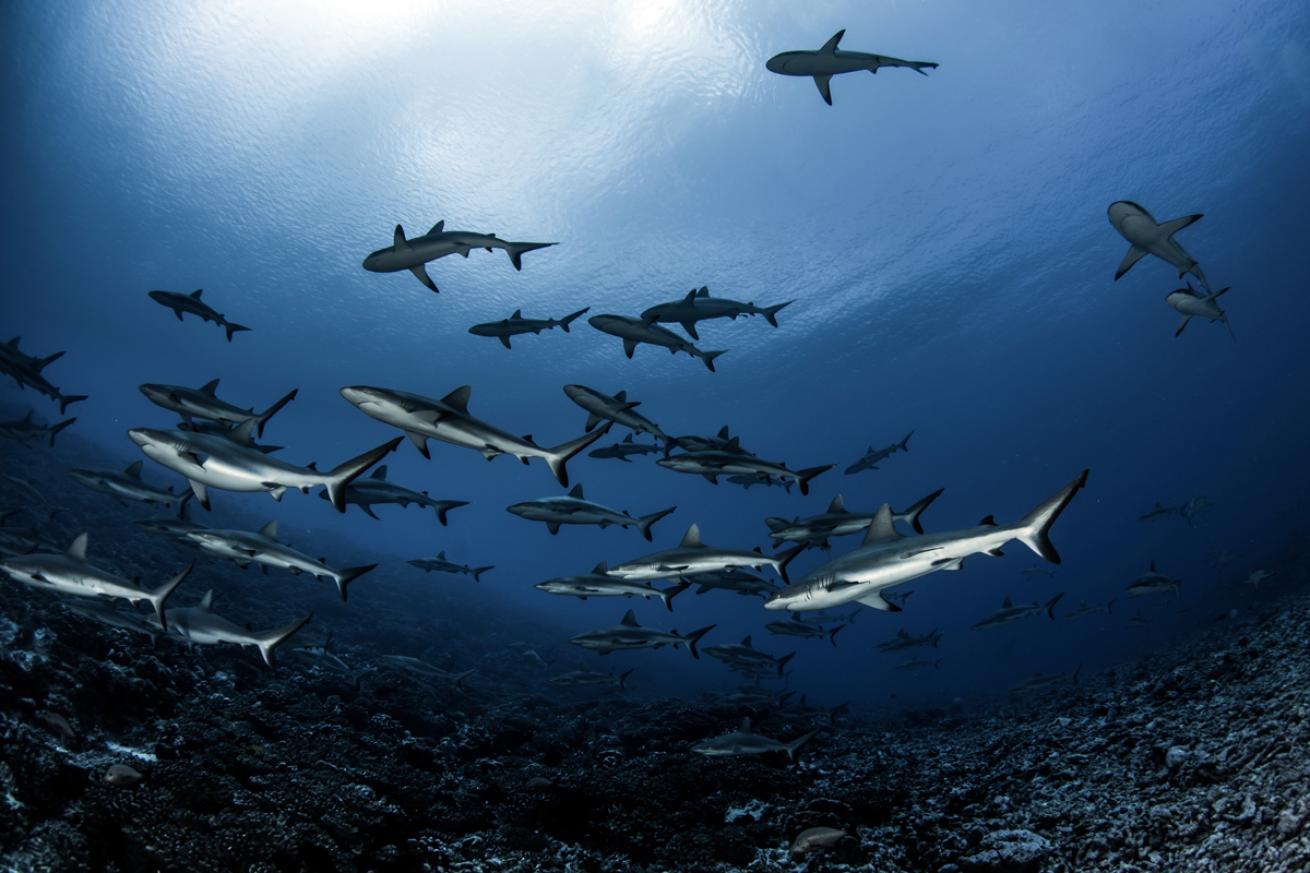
[569, 608, 715, 658]
[972, 593, 1065, 629]
[507, 483, 676, 540]
[765, 488, 944, 550]
[1240, 569, 1274, 588]
[549, 667, 634, 689]
[765, 617, 845, 647]
[607, 523, 788, 582]
[316, 465, 468, 525]
[692, 717, 819, 761]
[63, 599, 163, 643]
[1138, 497, 1213, 526]
[658, 449, 831, 496]
[0, 532, 190, 630]
[844, 431, 914, 475]
[563, 384, 669, 443]
[375, 655, 477, 688]
[408, 550, 493, 582]
[1107, 201, 1209, 289]
[703, 636, 796, 677]
[534, 563, 689, 611]
[1065, 599, 1115, 620]
[1009, 666, 1081, 694]
[588, 314, 727, 372]
[139, 379, 297, 437]
[134, 494, 205, 540]
[185, 520, 376, 602]
[876, 627, 941, 653]
[362, 221, 556, 293]
[896, 657, 941, 671]
[128, 426, 400, 511]
[164, 590, 310, 667]
[1166, 285, 1234, 340]
[725, 473, 789, 491]
[148, 289, 250, 341]
[468, 307, 589, 349]
[667, 425, 752, 456]
[339, 384, 606, 487]
[682, 568, 777, 598]
[0, 411, 76, 447]
[0, 338, 87, 413]
[639, 287, 792, 340]
[588, 434, 664, 463]
[69, 460, 186, 508]
[766, 470, 1089, 613]
[1126, 561, 1182, 597]
[766, 30, 938, 105]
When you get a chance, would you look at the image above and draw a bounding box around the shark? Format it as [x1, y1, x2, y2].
[703, 636, 796, 677]
[683, 568, 777, 598]
[63, 599, 163, 643]
[766, 29, 938, 105]
[765, 617, 845, 647]
[164, 590, 310, 667]
[1008, 666, 1081, 694]
[175, 419, 284, 454]
[69, 460, 186, 508]
[127, 425, 401, 511]
[534, 564, 689, 611]
[875, 627, 942, 653]
[339, 384, 605, 487]
[184, 520, 376, 602]
[563, 384, 669, 443]
[0, 411, 76, 447]
[408, 550, 493, 582]
[549, 667, 634, 689]
[667, 425, 752, 456]
[896, 657, 942, 671]
[588, 314, 727, 372]
[375, 655, 477, 688]
[1065, 599, 1115, 620]
[569, 609, 715, 658]
[1240, 569, 1274, 588]
[1126, 561, 1182, 597]
[134, 494, 205, 540]
[139, 379, 297, 437]
[639, 287, 793, 340]
[507, 484, 676, 540]
[1107, 201, 1209, 289]
[1166, 284, 1234, 340]
[844, 431, 914, 475]
[0, 342, 87, 414]
[1138, 497, 1213, 526]
[362, 221, 556, 293]
[657, 450, 831, 496]
[469, 307, 589, 349]
[971, 593, 1065, 629]
[588, 434, 664, 463]
[726, 473, 790, 491]
[765, 488, 944, 550]
[765, 470, 1089, 613]
[315, 465, 468, 525]
[691, 718, 819, 761]
[607, 523, 789, 582]
[147, 289, 250, 341]
[0, 533, 190, 630]
[0, 336, 63, 372]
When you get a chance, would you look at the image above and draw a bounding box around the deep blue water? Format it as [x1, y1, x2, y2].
[4, 0, 1310, 709]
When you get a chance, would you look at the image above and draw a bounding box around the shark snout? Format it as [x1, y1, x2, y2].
[128, 427, 168, 448]
[340, 386, 383, 408]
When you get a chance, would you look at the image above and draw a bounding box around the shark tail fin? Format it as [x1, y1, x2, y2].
[255, 613, 312, 668]
[661, 580, 690, 613]
[255, 388, 299, 438]
[701, 350, 728, 373]
[1045, 592, 1065, 619]
[762, 300, 792, 327]
[149, 562, 192, 631]
[224, 323, 251, 342]
[48, 417, 77, 447]
[828, 623, 846, 648]
[776, 543, 806, 583]
[777, 651, 796, 676]
[796, 465, 832, 497]
[436, 501, 470, 527]
[59, 395, 89, 415]
[618, 668, 634, 690]
[1015, 470, 1089, 564]
[900, 487, 944, 535]
[325, 437, 402, 512]
[544, 424, 610, 487]
[785, 728, 821, 762]
[336, 564, 377, 602]
[472, 565, 494, 582]
[906, 60, 938, 76]
[899, 430, 914, 452]
[1106, 599, 1115, 614]
[683, 624, 716, 659]
[637, 505, 677, 542]
[558, 307, 590, 332]
[504, 241, 555, 271]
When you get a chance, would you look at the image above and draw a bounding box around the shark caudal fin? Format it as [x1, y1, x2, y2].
[777, 651, 797, 676]
[1045, 592, 1065, 619]
[335, 564, 378, 603]
[900, 487, 944, 535]
[828, 623, 846, 648]
[504, 241, 556, 271]
[683, 624, 716, 659]
[255, 613, 312, 668]
[618, 668, 634, 690]
[255, 388, 299, 438]
[699, 349, 728, 373]
[472, 565, 494, 582]
[1015, 470, 1090, 563]
[785, 728, 821, 762]
[898, 430, 914, 452]
[637, 506, 677, 542]
[762, 301, 793, 327]
[558, 307, 590, 332]
[545, 424, 610, 487]
[224, 322, 251, 342]
[47, 418, 77, 447]
[148, 562, 193, 631]
[776, 543, 806, 583]
[435, 500, 470, 526]
[661, 580, 690, 612]
[324, 437, 403, 512]
[59, 394, 89, 415]
[796, 465, 833, 497]
[904, 60, 939, 76]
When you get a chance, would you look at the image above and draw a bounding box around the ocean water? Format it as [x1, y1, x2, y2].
[2, 1, 1310, 863]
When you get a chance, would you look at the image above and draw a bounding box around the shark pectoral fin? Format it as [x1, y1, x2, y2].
[188, 480, 210, 510]
[262, 483, 287, 501]
[173, 308, 184, 321]
[1174, 315, 1192, 337]
[622, 339, 637, 359]
[547, 522, 560, 535]
[681, 322, 699, 340]
[857, 592, 900, 612]
[932, 557, 966, 571]
[409, 264, 439, 293]
[361, 504, 380, 520]
[1159, 214, 1203, 237]
[1114, 245, 1147, 281]
[499, 335, 512, 349]
[813, 75, 834, 105]
[405, 431, 430, 458]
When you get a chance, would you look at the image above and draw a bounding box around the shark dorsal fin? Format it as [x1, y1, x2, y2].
[441, 385, 472, 412]
[199, 589, 213, 610]
[429, 220, 445, 234]
[819, 29, 845, 54]
[511, 308, 522, 319]
[190, 289, 203, 299]
[682, 289, 697, 304]
[592, 561, 608, 575]
[394, 225, 408, 248]
[740, 716, 750, 731]
[717, 426, 730, 439]
[979, 514, 996, 526]
[4, 337, 17, 348]
[697, 287, 710, 298]
[259, 519, 278, 541]
[125, 460, 143, 479]
[437, 550, 446, 560]
[67, 532, 89, 561]
[680, 523, 703, 548]
[1002, 595, 1013, 608]
[725, 436, 741, 451]
[199, 378, 220, 395]
[741, 635, 753, 647]
[620, 609, 639, 627]
[861, 505, 901, 546]
[827, 494, 847, 514]
[614, 390, 627, 402]
[371, 465, 388, 480]
[21, 410, 31, 423]
[228, 419, 256, 445]
[622, 434, 633, 443]
[568, 484, 584, 499]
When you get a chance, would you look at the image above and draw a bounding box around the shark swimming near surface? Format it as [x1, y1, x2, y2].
[766, 30, 938, 105]
[588, 314, 727, 372]
[362, 221, 555, 293]
[1107, 201, 1209, 289]
[844, 432, 914, 475]
[147, 289, 250, 341]
[468, 307, 589, 349]
[639, 287, 792, 340]
[1166, 284, 1234, 340]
